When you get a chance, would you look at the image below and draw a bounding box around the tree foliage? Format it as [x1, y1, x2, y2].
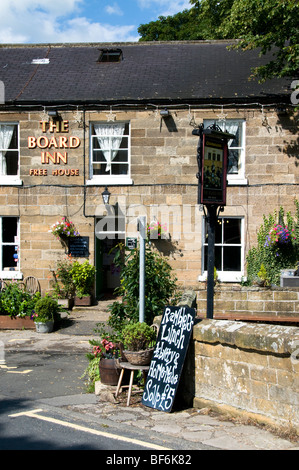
[217, 0, 299, 81]
[138, 9, 204, 41]
[138, 0, 299, 81]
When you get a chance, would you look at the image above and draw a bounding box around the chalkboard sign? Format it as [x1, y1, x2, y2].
[68, 236, 89, 257]
[142, 305, 195, 412]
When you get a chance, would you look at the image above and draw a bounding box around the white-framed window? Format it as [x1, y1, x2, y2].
[204, 119, 247, 185]
[0, 123, 22, 185]
[199, 216, 244, 282]
[87, 122, 132, 185]
[0, 216, 22, 279]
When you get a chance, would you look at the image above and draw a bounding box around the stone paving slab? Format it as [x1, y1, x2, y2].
[64, 399, 299, 451]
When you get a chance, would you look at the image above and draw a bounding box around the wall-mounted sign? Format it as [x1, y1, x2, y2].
[142, 305, 195, 412]
[126, 237, 137, 250]
[68, 236, 89, 257]
[28, 120, 80, 177]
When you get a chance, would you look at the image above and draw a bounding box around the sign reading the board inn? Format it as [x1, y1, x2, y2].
[142, 305, 195, 412]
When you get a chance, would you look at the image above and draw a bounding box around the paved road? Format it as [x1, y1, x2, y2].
[0, 324, 298, 451]
[0, 347, 208, 452]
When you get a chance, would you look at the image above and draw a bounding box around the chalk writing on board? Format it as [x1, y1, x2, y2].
[142, 305, 195, 412]
[68, 236, 89, 257]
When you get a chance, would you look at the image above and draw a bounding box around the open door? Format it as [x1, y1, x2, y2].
[95, 210, 124, 299]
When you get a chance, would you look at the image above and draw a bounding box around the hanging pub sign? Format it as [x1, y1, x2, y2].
[201, 133, 227, 205]
[193, 124, 236, 206]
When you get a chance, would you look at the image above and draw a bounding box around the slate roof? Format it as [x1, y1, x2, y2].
[0, 41, 291, 107]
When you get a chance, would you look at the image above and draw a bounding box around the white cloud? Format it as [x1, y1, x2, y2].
[105, 2, 124, 16]
[0, 0, 191, 44]
[0, 0, 137, 43]
[137, 0, 191, 15]
[55, 18, 138, 43]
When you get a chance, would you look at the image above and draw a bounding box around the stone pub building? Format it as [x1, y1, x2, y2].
[0, 41, 297, 301]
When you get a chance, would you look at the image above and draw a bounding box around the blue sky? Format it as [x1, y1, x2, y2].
[0, 0, 191, 44]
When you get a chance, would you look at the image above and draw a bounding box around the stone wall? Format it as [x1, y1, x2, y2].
[0, 107, 298, 291]
[181, 319, 299, 432]
[197, 285, 299, 322]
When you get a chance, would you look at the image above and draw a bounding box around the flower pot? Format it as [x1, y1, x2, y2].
[123, 348, 154, 366]
[35, 320, 54, 333]
[57, 298, 74, 310]
[74, 295, 92, 306]
[99, 358, 121, 386]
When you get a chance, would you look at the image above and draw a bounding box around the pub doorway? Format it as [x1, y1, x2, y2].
[95, 206, 125, 299]
[95, 236, 121, 298]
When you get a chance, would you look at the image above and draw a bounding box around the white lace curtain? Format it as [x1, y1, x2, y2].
[94, 123, 125, 172]
[0, 125, 14, 175]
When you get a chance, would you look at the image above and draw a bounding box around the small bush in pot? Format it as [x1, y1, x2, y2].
[31, 296, 59, 322]
[71, 260, 96, 299]
[31, 296, 59, 333]
[122, 322, 156, 351]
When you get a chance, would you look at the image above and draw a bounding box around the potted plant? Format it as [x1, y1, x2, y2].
[71, 260, 96, 306]
[31, 296, 59, 333]
[121, 322, 156, 365]
[84, 335, 122, 388]
[50, 255, 75, 309]
[0, 281, 40, 330]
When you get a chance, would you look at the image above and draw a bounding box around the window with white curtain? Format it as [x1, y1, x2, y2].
[204, 119, 246, 184]
[0, 216, 21, 278]
[0, 123, 21, 185]
[88, 122, 132, 184]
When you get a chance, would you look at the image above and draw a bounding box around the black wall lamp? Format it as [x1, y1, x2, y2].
[102, 187, 111, 205]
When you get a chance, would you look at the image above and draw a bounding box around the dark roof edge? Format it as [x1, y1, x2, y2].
[0, 95, 292, 111]
[0, 39, 241, 49]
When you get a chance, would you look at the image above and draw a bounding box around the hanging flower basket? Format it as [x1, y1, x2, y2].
[264, 224, 296, 247]
[49, 217, 80, 240]
[146, 220, 167, 240]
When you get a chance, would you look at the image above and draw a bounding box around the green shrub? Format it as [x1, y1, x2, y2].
[33, 296, 59, 323]
[0, 282, 40, 318]
[71, 260, 96, 298]
[107, 243, 179, 332]
[246, 200, 299, 285]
